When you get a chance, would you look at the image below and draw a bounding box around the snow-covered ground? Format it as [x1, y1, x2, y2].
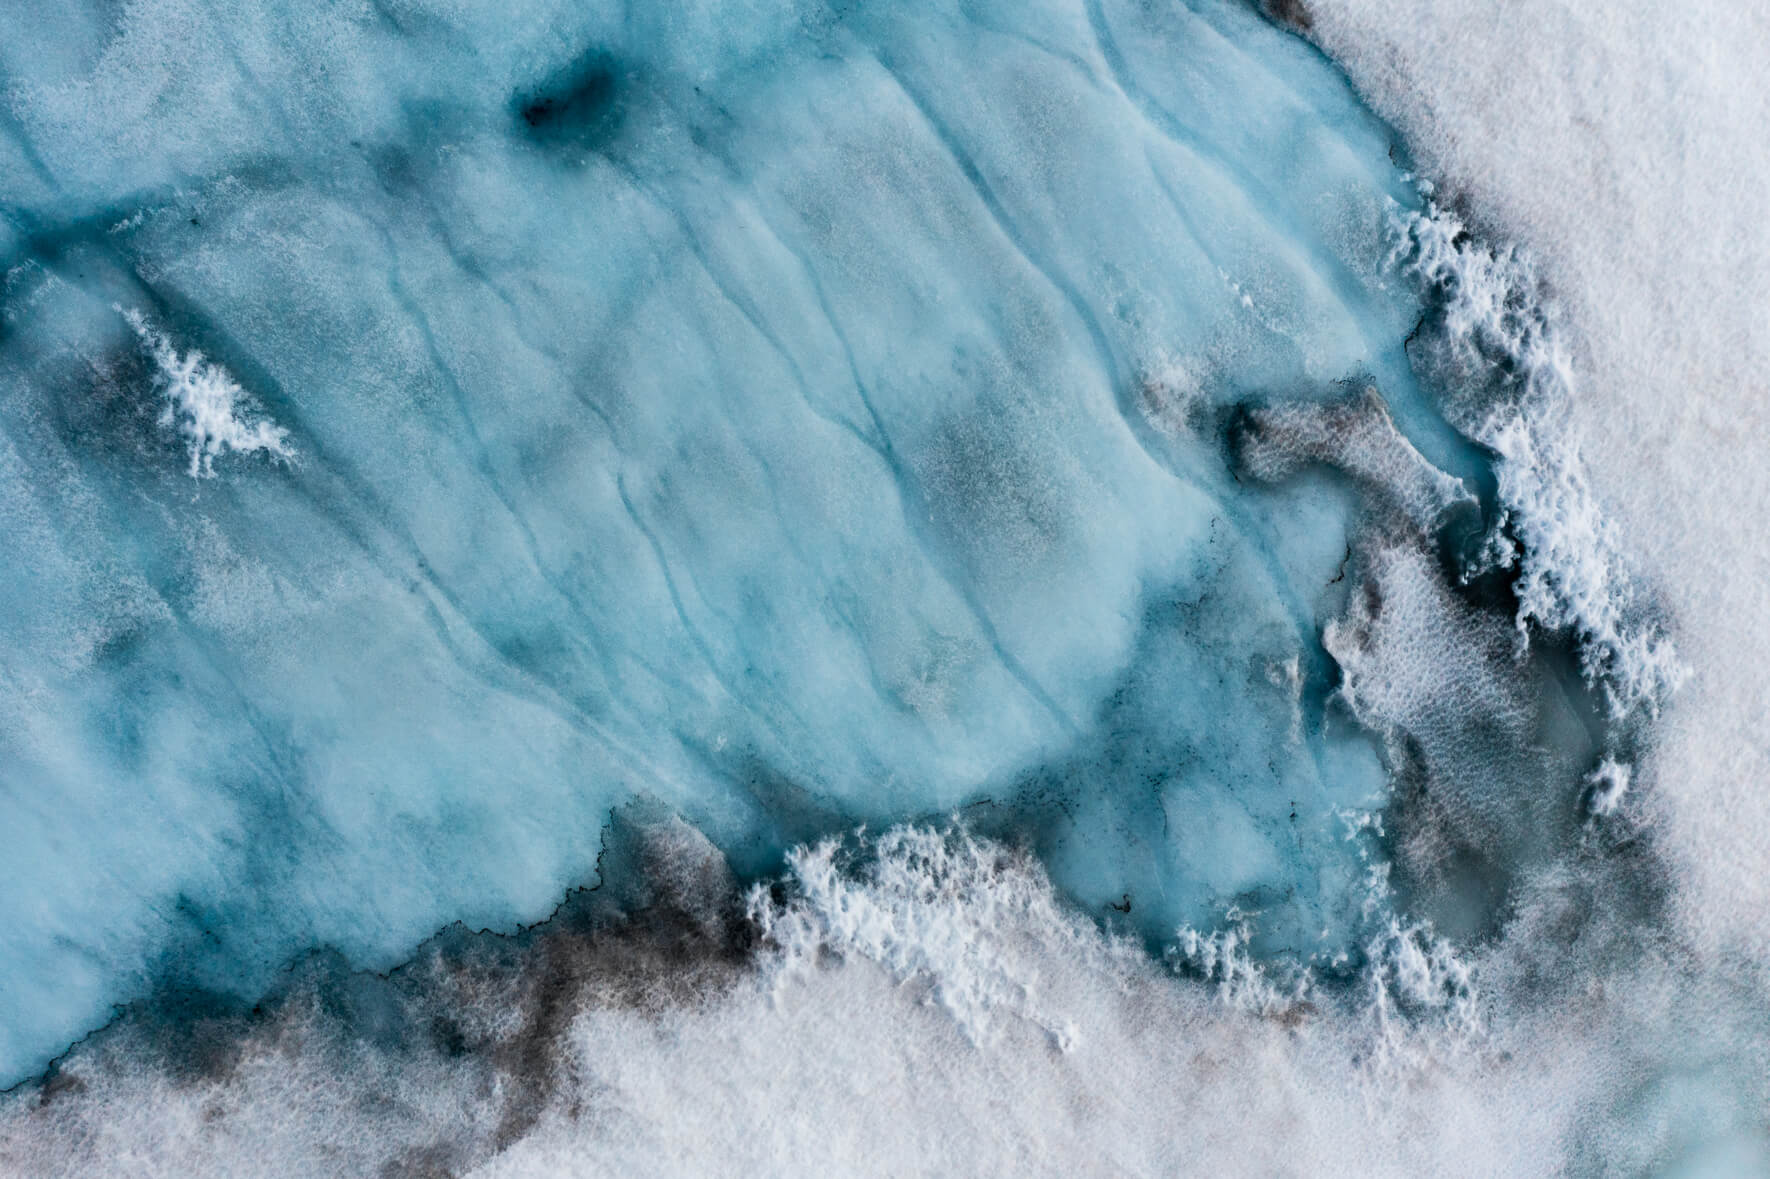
[1306, 0, 1770, 965]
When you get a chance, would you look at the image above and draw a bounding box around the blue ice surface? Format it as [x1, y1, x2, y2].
[0, 0, 1535, 1081]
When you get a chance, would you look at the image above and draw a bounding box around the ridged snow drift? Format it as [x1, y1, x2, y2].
[0, 0, 1663, 1097]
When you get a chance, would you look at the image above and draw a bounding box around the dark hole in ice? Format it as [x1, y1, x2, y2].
[1264, 0, 1313, 31]
[513, 51, 624, 154]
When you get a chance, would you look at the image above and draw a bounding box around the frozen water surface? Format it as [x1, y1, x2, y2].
[0, 0, 1647, 1092]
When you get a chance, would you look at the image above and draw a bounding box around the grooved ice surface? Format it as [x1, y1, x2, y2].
[0, 0, 1554, 1081]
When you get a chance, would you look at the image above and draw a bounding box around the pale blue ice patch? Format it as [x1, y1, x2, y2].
[0, 0, 1564, 1082]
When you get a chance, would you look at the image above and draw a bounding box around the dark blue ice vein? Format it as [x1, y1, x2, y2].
[871, 50, 1128, 396]
[1080, 0, 1381, 357]
[612, 470, 799, 751]
[953, 3, 1106, 87]
[875, 47, 1339, 782]
[604, 159, 883, 458]
[368, 189, 658, 709]
[617, 154, 1077, 740]
[753, 195, 1082, 741]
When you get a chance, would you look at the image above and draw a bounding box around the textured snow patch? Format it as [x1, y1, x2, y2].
[1388, 203, 1686, 717]
[122, 307, 292, 478]
[748, 825, 1110, 1052]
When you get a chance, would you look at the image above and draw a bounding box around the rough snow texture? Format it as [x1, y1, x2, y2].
[4, 822, 1765, 1178]
[1305, 0, 1770, 967]
[123, 308, 292, 476]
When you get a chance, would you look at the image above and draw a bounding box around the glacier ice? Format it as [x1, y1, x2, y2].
[0, 0, 1631, 1086]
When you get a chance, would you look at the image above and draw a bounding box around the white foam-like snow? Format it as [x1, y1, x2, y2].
[1306, 0, 1770, 970]
[7, 822, 1765, 1177]
[1585, 757, 1632, 819]
[1168, 902, 1478, 1062]
[1388, 203, 1685, 718]
[122, 308, 292, 478]
[496, 831, 1767, 1177]
[749, 825, 1104, 1051]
